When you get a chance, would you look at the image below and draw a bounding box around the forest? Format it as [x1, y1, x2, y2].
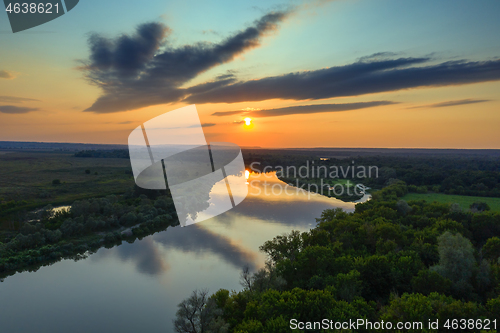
[174, 180, 500, 332]
[0, 186, 178, 278]
[245, 151, 500, 196]
[2, 148, 500, 332]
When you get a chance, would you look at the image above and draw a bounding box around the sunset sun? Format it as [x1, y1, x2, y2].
[244, 117, 252, 126]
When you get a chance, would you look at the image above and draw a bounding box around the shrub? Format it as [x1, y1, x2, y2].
[470, 202, 490, 213]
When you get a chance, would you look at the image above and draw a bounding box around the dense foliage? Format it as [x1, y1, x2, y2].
[176, 181, 500, 332]
[74, 149, 130, 159]
[0, 188, 178, 277]
[245, 152, 500, 198]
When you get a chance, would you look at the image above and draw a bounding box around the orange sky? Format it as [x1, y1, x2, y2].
[1, 80, 499, 148]
[1, 0, 500, 149]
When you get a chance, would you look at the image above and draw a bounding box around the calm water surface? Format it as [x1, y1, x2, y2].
[0, 173, 369, 333]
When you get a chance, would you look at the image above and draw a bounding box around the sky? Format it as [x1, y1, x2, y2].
[1, 0, 499, 148]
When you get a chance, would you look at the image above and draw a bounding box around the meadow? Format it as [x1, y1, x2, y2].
[402, 192, 500, 212]
[0, 150, 134, 228]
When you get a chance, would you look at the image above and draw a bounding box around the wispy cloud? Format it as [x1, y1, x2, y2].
[0, 70, 16, 79]
[408, 99, 491, 109]
[214, 101, 396, 118]
[356, 52, 402, 62]
[212, 110, 248, 117]
[0, 95, 39, 103]
[201, 29, 220, 36]
[0, 105, 40, 114]
[81, 10, 292, 113]
[186, 122, 217, 128]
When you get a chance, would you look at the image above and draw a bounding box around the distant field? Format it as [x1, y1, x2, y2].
[402, 193, 500, 212]
[334, 179, 355, 187]
[313, 179, 355, 187]
[0, 150, 134, 227]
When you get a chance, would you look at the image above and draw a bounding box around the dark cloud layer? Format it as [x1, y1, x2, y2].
[408, 98, 491, 109]
[81, 12, 500, 114]
[186, 58, 500, 104]
[82, 11, 291, 113]
[213, 101, 397, 118]
[0, 105, 39, 114]
[0, 95, 40, 103]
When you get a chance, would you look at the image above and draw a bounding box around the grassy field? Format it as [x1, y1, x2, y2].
[0, 150, 134, 227]
[402, 192, 500, 212]
[310, 178, 355, 187]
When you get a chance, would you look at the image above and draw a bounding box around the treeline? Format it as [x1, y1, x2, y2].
[244, 152, 500, 197]
[0, 188, 178, 277]
[175, 181, 500, 332]
[74, 149, 130, 159]
[278, 176, 364, 202]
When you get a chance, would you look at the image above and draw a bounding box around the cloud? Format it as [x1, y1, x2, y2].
[202, 29, 220, 36]
[96, 224, 259, 274]
[214, 101, 396, 118]
[185, 57, 500, 104]
[0, 95, 40, 103]
[154, 225, 258, 271]
[356, 52, 401, 62]
[93, 237, 169, 276]
[81, 13, 500, 114]
[114, 237, 169, 276]
[81, 10, 291, 113]
[408, 99, 491, 109]
[212, 110, 249, 117]
[185, 122, 216, 128]
[0, 105, 40, 114]
[0, 70, 15, 79]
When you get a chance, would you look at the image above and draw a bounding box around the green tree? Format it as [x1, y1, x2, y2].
[431, 231, 476, 284]
[396, 199, 412, 216]
[470, 201, 490, 213]
[483, 237, 500, 262]
[334, 270, 363, 302]
[411, 269, 452, 295]
[259, 230, 304, 265]
[358, 255, 394, 302]
[174, 289, 228, 333]
[381, 293, 483, 332]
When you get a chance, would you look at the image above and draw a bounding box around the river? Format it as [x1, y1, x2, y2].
[0, 172, 369, 333]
